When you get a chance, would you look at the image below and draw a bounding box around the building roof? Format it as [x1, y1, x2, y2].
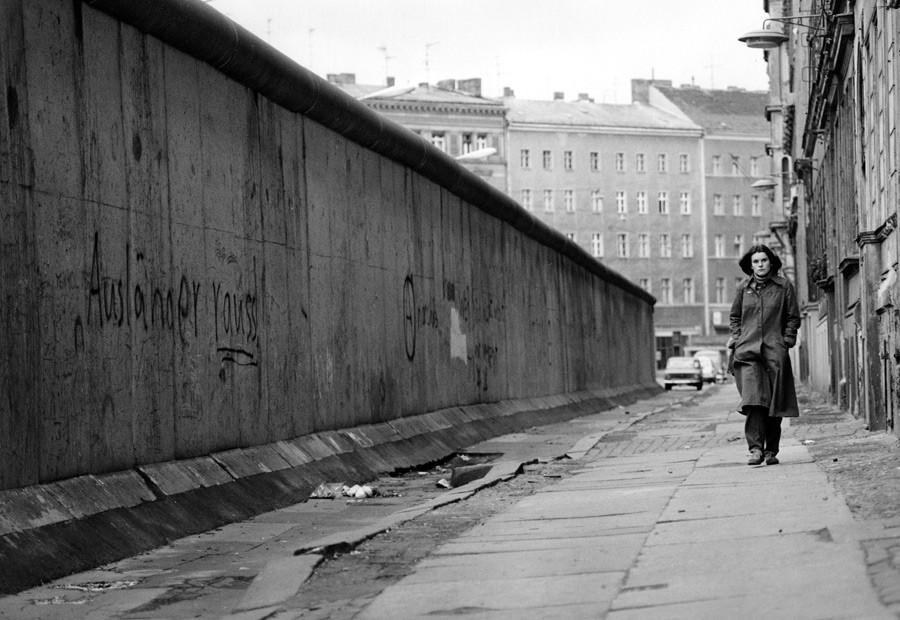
[503, 98, 701, 132]
[336, 82, 505, 109]
[652, 85, 770, 135]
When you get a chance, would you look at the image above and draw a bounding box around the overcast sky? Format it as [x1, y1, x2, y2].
[207, 1, 770, 103]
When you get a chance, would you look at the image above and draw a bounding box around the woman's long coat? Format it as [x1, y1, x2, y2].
[729, 274, 801, 417]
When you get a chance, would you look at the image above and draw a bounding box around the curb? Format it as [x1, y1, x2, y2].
[227, 389, 698, 617]
[0, 383, 661, 595]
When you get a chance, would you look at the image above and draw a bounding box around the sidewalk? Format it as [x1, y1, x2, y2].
[357, 385, 897, 619]
[2, 384, 896, 618]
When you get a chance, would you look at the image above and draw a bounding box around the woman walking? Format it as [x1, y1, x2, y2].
[728, 244, 800, 465]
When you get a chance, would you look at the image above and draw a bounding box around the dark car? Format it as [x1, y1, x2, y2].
[663, 356, 703, 391]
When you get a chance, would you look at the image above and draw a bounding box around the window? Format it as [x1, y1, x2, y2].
[679, 192, 691, 215]
[462, 133, 473, 154]
[617, 233, 629, 258]
[543, 189, 554, 212]
[636, 153, 646, 173]
[543, 150, 552, 170]
[681, 233, 693, 258]
[615, 152, 626, 172]
[733, 194, 743, 216]
[565, 232, 576, 241]
[659, 233, 672, 258]
[639, 278, 651, 293]
[661, 278, 672, 304]
[735, 277, 744, 291]
[713, 194, 724, 215]
[658, 191, 669, 214]
[590, 151, 600, 172]
[564, 150, 573, 171]
[714, 234, 725, 257]
[731, 156, 741, 176]
[616, 191, 627, 214]
[521, 189, 532, 210]
[637, 233, 650, 258]
[750, 156, 760, 177]
[475, 134, 488, 150]
[733, 234, 744, 256]
[751, 194, 761, 216]
[591, 190, 603, 213]
[753, 233, 768, 245]
[712, 155, 722, 175]
[679, 153, 690, 173]
[658, 153, 668, 173]
[716, 278, 726, 303]
[520, 149, 531, 168]
[637, 191, 648, 214]
[591, 233, 604, 257]
[431, 132, 446, 151]
[683, 278, 695, 304]
[564, 189, 575, 213]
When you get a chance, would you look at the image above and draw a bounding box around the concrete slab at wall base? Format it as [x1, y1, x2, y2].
[0, 383, 659, 595]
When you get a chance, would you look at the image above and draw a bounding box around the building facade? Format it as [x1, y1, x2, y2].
[754, 0, 900, 434]
[330, 74, 508, 192]
[635, 82, 774, 354]
[503, 93, 705, 365]
[335, 73, 772, 368]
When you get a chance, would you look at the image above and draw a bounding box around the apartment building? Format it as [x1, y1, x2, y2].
[504, 92, 704, 365]
[330, 74, 508, 192]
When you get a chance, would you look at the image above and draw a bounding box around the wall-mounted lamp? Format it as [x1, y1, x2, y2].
[751, 178, 777, 190]
[739, 28, 789, 49]
[738, 14, 822, 49]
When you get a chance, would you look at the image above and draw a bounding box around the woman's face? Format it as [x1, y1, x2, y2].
[751, 251, 771, 277]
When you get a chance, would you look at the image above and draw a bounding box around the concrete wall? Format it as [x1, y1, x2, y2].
[0, 0, 658, 491]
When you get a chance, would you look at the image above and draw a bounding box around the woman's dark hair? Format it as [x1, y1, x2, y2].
[738, 244, 782, 276]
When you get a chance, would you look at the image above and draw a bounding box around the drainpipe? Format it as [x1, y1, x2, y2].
[700, 136, 711, 337]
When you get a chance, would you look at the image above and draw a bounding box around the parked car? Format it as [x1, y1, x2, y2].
[696, 356, 717, 383]
[663, 356, 703, 391]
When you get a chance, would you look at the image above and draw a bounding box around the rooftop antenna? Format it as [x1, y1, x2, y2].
[266, 18, 272, 42]
[425, 41, 438, 84]
[308, 28, 315, 71]
[705, 55, 715, 89]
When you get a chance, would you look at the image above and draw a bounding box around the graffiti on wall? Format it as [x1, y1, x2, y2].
[73, 232, 260, 371]
[402, 274, 504, 392]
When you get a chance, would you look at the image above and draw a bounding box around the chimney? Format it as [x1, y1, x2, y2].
[630, 78, 672, 103]
[437, 79, 457, 90]
[503, 86, 515, 98]
[577, 92, 593, 102]
[386, 76, 395, 87]
[457, 78, 482, 97]
[553, 91, 565, 101]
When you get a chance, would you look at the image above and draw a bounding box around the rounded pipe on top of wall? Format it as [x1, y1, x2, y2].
[81, 0, 653, 305]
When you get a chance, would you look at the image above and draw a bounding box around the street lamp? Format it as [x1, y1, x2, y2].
[738, 28, 789, 49]
[738, 13, 823, 49]
[751, 178, 777, 190]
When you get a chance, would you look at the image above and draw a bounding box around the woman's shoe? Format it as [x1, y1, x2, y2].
[748, 449, 764, 465]
[765, 452, 779, 465]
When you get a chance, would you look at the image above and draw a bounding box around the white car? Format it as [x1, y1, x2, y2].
[696, 357, 717, 383]
[663, 357, 703, 391]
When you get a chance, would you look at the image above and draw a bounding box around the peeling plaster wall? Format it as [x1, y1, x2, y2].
[0, 0, 658, 489]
